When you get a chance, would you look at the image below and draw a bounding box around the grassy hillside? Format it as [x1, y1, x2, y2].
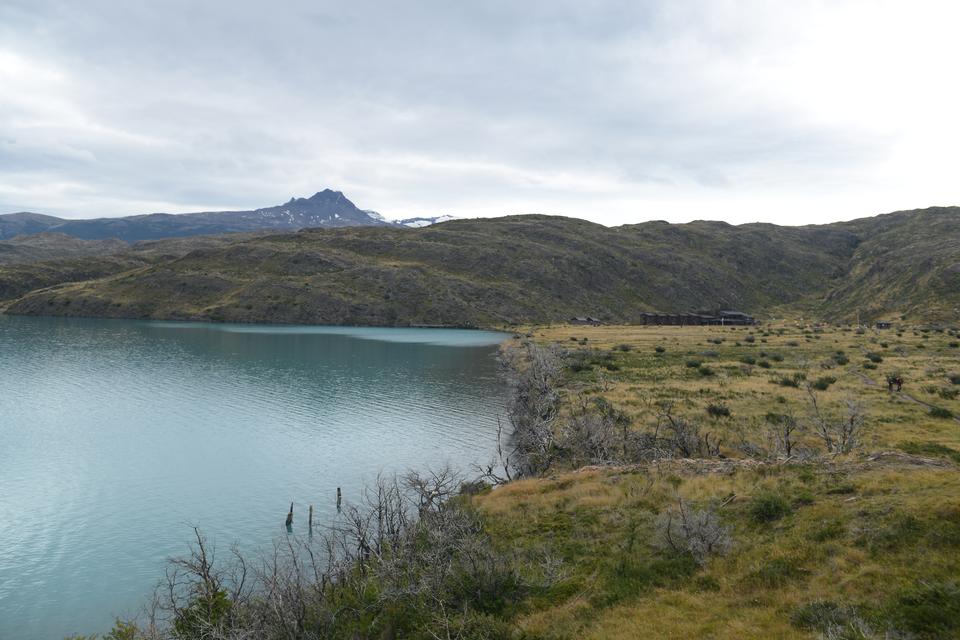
[467, 321, 960, 639]
[0, 233, 128, 266]
[3, 207, 959, 325]
[821, 207, 960, 321]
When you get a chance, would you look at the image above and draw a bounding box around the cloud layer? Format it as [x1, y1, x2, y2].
[1, 1, 958, 224]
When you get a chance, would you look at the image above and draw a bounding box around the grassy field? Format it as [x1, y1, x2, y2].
[519, 322, 960, 455]
[467, 322, 960, 639]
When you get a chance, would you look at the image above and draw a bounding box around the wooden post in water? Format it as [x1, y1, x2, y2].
[308, 504, 314, 533]
[336, 487, 342, 513]
[285, 502, 294, 528]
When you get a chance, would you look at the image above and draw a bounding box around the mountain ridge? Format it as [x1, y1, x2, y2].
[2, 205, 957, 326]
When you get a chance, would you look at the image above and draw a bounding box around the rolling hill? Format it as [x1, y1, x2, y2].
[3, 206, 957, 326]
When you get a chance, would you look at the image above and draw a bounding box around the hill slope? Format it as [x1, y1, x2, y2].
[0, 233, 128, 266]
[2, 206, 957, 325]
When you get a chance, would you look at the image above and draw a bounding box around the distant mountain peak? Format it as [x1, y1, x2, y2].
[2, 189, 392, 242]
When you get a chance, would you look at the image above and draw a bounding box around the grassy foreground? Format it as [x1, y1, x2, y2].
[466, 322, 960, 639]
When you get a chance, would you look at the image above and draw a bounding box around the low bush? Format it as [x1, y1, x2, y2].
[929, 406, 953, 419]
[790, 601, 866, 635]
[750, 492, 792, 523]
[898, 441, 960, 463]
[706, 403, 731, 418]
[886, 580, 960, 639]
[745, 557, 805, 588]
[655, 501, 733, 566]
[812, 375, 837, 390]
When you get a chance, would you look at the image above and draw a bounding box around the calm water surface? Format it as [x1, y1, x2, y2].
[0, 316, 507, 639]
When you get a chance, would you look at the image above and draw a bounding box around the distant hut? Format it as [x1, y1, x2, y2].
[640, 309, 756, 326]
[876, 321, 892, 329]
[570, 316, 602, 326]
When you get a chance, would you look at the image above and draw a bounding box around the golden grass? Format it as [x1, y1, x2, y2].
[511, 322, 960, 454]
[475, 322, 960, 637]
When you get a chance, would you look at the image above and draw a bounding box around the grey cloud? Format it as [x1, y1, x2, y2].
[0, 1, 944, 223]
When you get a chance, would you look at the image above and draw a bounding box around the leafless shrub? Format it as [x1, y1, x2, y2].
[655, 402, 722, 458]
[765, 410, 803, 458]
[133, 466, 551, 639]
[655, 498, 732, 565]
[806, 387, 867, 454]
[496, 340, 564, 476]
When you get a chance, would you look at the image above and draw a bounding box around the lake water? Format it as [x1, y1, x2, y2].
[0, 316, 507, 639]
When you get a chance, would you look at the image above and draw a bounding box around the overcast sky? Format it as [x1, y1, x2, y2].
[1, 1, 958, 225]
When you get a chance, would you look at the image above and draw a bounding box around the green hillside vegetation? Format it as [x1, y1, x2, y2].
[5, 206, 960, 326]
[0, 233, 128, 266]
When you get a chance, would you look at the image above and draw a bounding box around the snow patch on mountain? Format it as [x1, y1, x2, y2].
[398, 215, 458, 228]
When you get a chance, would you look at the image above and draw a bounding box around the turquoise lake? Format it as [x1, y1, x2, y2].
[0, 316, 508, 639]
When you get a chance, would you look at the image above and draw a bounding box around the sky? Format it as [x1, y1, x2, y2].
[1, 1, 959, 226]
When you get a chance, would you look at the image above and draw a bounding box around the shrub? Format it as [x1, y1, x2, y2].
[750, 492, 792, 523]
[949, 374, 960, 385]
[771, 353, 784, 362]
[710, 338, 723, 345]
[886, 580, 960, 638]
[706, 403, 731, 418]
[866, 352, 883, 363]
[777, 372, 805, 387]
[758, 360, 771, 369]
[739, 355, 756, 365]
[654, 345, 666, 354]
[929, 406, 954, 419]
[746, 557, 804, 588]
[786, 341, 799, 347]
[615, 343, 632, 352]
[697, 365, 715, 377]
[790, 601, 865, 635]
[745, 335, 755, 343]
[898, 441, 960, 463]
[655, 501, 733, 566]
[685, 359, 702, 368]
[949, 342, 959, 349]
[833, 353, 850, 365]
[812, 375, 837, 391]
[863, 362, 878, 370]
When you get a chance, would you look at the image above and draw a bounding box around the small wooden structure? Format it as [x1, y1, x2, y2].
[876, 321, 892, 329]
[570, 316, 602, 326]
[639, 310, 756, 326]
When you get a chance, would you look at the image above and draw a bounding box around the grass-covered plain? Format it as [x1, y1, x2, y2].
[465, 321, 960, 639]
